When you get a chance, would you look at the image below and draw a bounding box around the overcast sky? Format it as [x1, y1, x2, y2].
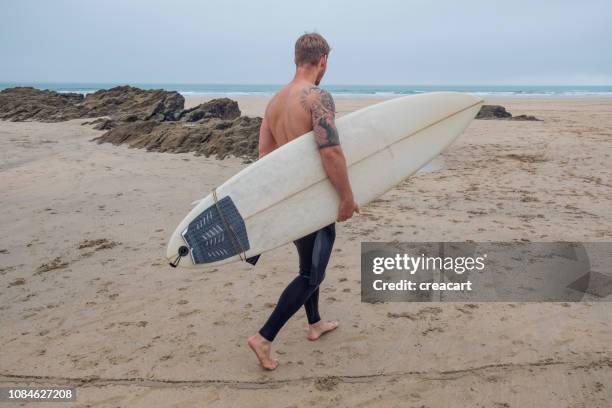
[2, 0, 611, 85]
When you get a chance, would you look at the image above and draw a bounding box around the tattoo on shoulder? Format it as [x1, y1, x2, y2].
[300, 86, 335, 115]
[300, 86, 339, 148]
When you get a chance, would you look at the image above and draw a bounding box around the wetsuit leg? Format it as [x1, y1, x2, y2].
[258, 224, 335, 342]
[296, 229, 321, 324]
[304, 288, 321, 325]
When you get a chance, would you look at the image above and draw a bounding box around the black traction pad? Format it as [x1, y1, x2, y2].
[182, 196, 250, 264]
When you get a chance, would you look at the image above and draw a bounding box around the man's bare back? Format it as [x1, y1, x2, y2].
[259, 79, 340, 155]
[265, 81, 313, 146]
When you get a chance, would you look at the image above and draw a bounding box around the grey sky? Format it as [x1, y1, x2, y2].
[2, 0, 611, 85]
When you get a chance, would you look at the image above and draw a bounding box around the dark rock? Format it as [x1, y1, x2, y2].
[510, 114, 540, 121]
[94, 116, 261, 160]
[476, 104, 540, 121]
[0, 85, 185, 123]
[180, 98, 240, 122]
[90, 118, 117, 130]
[0, 85, 260, 160]
[79, 85, 185, 122]
[93, 121, 160, 146]
[476, 105, 512, 119]
[0, 87, 84, 122]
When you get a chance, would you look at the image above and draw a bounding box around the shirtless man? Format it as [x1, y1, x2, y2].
[248, 33, 359, 370]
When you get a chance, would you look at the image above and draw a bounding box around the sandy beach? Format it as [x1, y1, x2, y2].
[1, 96, 611, 407]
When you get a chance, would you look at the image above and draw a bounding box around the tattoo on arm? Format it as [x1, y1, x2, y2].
[300, 86, 339, 148]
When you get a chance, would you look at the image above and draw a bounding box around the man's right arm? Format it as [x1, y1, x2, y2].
[301, 86, 359, 222]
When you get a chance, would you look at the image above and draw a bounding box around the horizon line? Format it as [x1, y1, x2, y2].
[2, 81, 612, 88]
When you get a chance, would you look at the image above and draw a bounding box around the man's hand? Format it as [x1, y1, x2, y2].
[337, 196, 359, 222]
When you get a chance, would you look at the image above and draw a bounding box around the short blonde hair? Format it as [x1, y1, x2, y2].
[294, 32, 330, 66]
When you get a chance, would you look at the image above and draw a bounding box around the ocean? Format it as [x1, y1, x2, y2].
[1, 83, 612, 97]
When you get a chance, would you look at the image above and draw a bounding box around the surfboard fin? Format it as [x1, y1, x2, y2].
[245, 254, 261, 265]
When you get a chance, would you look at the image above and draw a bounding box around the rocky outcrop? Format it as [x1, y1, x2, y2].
[84, 118, 116, 130]
[476, 105, 512, 119]
[476, 104, 540, 121]
[0, 85, 184, 123]
[0, 85, 261, 159]
[79, 85, 184, 122]
[0, 86, 261, 160]
[93, 116, 261, 161]
[0, 85, 260, 160]
[180, 98, 240, 122]
[0, 87, 85, 122]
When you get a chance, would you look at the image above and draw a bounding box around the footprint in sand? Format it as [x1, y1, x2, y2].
[387, 306, 443, 321]
[78, 238, 120, 251]
[118, 321, 149, 328]
[8, 277, 26, 287]
[35, 257, 69, 274]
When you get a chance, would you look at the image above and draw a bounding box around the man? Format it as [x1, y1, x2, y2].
[248, 33, 359, 370]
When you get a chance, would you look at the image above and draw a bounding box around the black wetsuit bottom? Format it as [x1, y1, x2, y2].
[259, 223, 336, 342]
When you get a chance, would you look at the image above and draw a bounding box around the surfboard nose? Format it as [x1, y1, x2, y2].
[428, 91, 484, 106]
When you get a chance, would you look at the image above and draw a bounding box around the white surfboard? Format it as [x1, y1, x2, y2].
[167, 92, 483, 268]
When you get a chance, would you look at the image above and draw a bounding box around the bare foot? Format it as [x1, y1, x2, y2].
[307, 320, 339, 341]
[248, 334, 278, 370]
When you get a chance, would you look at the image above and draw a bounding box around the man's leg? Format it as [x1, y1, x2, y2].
[248, 274, 318, 369]
[249, 225, 337, 369]
[248, 230, 318, 369]
[304, 287, 320, 325]
[258, 274, 319, 341]
[303, 286, 338, 340]
[300, 223, 339, 340]
[260, 229, 339, 340]
[257, 229, 319, 342]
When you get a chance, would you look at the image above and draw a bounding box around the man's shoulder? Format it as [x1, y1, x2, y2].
[264, 89, 284, 117]
[300, 85, 332, 99]
[299, 86, 335, 114]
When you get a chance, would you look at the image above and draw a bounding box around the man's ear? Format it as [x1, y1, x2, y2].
[319, 55, 327, 69]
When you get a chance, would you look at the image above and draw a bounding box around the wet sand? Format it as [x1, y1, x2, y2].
[1, 97, 611, 407]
